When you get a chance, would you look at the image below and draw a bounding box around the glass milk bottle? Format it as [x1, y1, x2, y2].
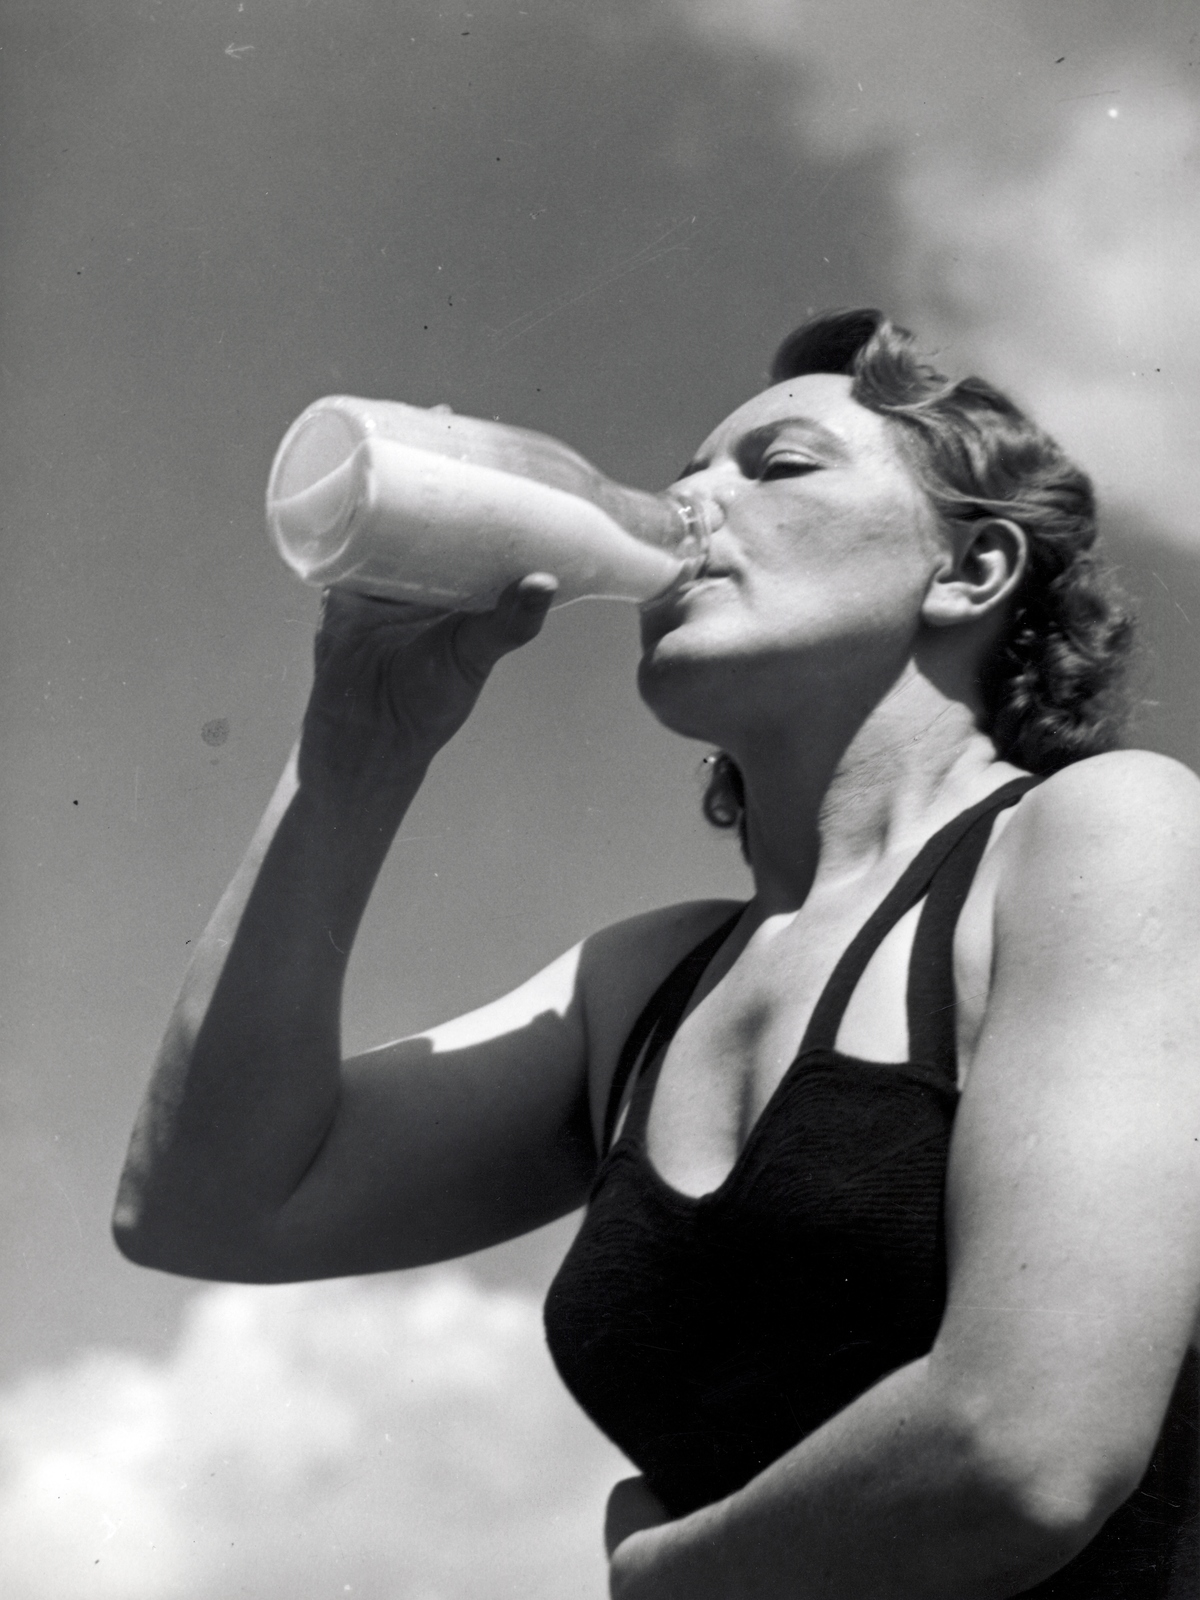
[266, 396, 711, 609]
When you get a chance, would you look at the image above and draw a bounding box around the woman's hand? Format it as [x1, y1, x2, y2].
[299, 573, 558, 789]
[605, 1476, 670, 1559]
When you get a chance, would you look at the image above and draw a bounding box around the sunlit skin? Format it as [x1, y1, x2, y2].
[640, 373, 946, 747]
[598, 374, 1026, 1201]
[639, 373, 1026, 914]
[113, 368, 1200, 1600]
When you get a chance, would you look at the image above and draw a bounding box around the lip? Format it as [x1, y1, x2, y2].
[675, 566, 733, 594]
[644, 567, 729, 605]
[639, 568, 733, 641]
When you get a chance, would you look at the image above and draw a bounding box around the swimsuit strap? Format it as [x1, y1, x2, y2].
[601, 910, 744, 1156]
[904, 799, 1027, 1074]
[601, 775, 1042, 1153]
[797, 776, 1042, 1064]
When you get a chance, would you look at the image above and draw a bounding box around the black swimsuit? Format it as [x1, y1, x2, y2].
[544, 779, 1198, 1597]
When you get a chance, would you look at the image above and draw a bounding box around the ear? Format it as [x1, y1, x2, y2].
[921, 517, 1027, 628]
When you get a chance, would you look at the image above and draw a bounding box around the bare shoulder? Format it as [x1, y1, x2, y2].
[988, 750, 1200, 951]
[1011, 747, 1200, 822]
[576, 897, 745, 1146]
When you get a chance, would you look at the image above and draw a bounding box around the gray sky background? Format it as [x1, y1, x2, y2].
[2, 3, 1199, 1596]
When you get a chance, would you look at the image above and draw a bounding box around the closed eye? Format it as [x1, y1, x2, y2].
[758, 456, 822, 481]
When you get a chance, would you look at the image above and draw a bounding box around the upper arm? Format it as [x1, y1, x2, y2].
[935, 753, 1200, 1510]
[264, 942, 597, 1279]
[258, 898, 740, 1282]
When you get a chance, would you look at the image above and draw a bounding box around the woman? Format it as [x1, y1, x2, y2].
[115, 310, 1200, 1597]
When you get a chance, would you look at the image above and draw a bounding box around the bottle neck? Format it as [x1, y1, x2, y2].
[664, 490, 711, 575]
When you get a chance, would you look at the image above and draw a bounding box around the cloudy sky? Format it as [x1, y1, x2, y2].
[3, 2, 1199, 1595]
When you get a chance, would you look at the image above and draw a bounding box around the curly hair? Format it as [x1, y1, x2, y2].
[703, 308, 1135, 846]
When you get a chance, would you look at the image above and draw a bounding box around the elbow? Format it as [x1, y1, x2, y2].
[111, 1164, 197, 1276]
[112, 1206, 185, 1277]
[112, 1195, 211, 1279]
[984, 1455, 1135, 1575]
[112, 1171, 169, 1270]
[113, 1214, 280, 1283]
[947, 1394, 1146, 1586]
[112, 1183, 278, 1283]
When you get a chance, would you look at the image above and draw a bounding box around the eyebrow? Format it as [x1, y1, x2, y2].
[679, 415, 852, 478]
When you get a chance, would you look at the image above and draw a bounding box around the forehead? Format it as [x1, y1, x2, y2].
[694, 371, 897, 465]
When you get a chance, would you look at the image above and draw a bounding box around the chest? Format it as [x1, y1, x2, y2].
[641, 879, 995, 1198]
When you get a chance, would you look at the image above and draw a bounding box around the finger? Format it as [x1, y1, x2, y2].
[603, 1475, 669, 1557]
[451, 573, 558, 679]
[320, 587, 447, 638]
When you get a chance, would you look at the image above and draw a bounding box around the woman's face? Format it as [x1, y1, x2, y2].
[637, 372, 944, 742]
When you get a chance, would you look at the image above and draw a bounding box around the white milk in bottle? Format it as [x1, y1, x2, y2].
[266, 396, 711, 609]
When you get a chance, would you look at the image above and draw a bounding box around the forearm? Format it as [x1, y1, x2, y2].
[114, 741, 428, 1274]
[610, 1357, 1093, 1600]
[115, 582, 561, 1277]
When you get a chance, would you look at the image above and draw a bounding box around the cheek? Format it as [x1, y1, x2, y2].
[751, 510, 931, 628]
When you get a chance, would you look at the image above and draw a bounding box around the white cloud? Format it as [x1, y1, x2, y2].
[0, 1270, 626, 1600]
[896, 81, 1200, 542]
[666, 1, 1200, 544]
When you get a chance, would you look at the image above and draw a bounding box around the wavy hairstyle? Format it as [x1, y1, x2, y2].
[703, 308, 1135, 845]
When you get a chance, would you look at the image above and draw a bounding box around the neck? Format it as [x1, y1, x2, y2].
[729, 663, 1011, 911]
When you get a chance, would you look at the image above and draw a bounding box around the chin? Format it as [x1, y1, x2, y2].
[636, 638, 732, 742]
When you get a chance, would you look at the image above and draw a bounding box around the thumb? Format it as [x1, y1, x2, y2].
[604, 1475, 669, 1558]
[451, 573, 558, 681]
